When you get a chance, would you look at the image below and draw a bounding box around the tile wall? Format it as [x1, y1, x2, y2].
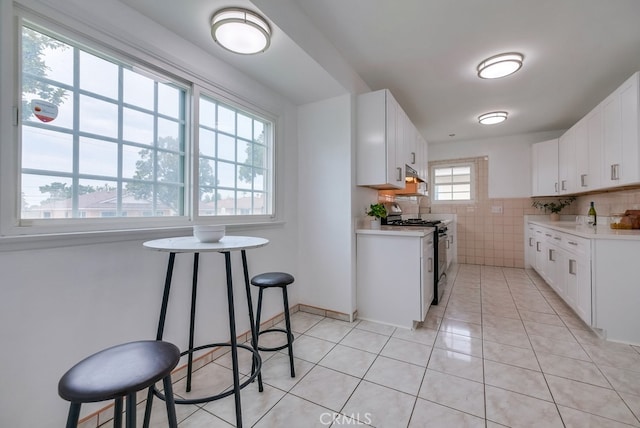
[384, 156, 640, 269]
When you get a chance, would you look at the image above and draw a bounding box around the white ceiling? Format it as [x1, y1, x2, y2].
[120, 0, 640, 144]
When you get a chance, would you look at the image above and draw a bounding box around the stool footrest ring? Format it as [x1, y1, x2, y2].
[152, 342, 261, 405]
[257, 328, 294, 352]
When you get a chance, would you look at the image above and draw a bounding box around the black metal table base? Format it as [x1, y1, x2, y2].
[143, 250, 262, 428]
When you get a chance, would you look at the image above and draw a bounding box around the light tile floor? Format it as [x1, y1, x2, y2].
[129, 264, 640, 427]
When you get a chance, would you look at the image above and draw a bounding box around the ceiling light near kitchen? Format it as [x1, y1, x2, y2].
[211, 8, 271, 55]
[478, 111, 508, 125]
[477, 52, 523, 79]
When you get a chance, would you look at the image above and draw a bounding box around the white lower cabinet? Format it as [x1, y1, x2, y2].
[529, 222, 640, 344]
[530, 224, 592, 326]
[356, 231, 434, 329]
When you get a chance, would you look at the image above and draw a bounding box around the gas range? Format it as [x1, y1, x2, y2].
[383, 217, 448, 234]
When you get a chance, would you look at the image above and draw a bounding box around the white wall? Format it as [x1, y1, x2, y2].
[0, 1, 300, 426]
[297, 94, 356, 316]
[428, 131, 564, 198]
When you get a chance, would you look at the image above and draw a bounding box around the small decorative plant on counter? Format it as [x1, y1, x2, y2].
[366, 203, 387, 229]
[531, 197, 576, 221]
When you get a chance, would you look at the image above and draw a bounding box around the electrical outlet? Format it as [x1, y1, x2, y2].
[491, 206, 503, 214]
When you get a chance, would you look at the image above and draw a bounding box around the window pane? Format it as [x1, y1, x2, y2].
[452, 184, 471, 192]
[79, 137, 117, 177]
[237, 139, 250, 164]
[22, 127, 73, 173]
[80, 95, 118, 138]
[157, 152, 181, 183]
[434, 175, 452, 184]
[122, 144, 146, 179]
[435, 167, 452, 176]
[123, 107, 154, 144]
[123, 69, 154, 110]
[21, 174, 72, 218]
[218, 134, 235, 161]
[199, 158, 216, 187]
[158, 84, 180, 118]
[199, 128, 215, 157]
[218, 105, 235, 134]
[452, 192, 471, 200]
[79, 51, 118, 99]
[199, 98, 216, 128]
[217, 189, 236, 215]
[217, 161, 235, 188]
[452, 166, 470, 175]
[237, 113, 252, 140]
[158, 119, 181, 151]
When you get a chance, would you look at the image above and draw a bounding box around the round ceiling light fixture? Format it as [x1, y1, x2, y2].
[478, 111, 508, 125]
[211, 8, 271, 55]
[477, 52, 523, 79]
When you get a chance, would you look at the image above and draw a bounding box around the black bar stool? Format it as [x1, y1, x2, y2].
[251, 272, 296, 391]
[58, 340, 180, 428]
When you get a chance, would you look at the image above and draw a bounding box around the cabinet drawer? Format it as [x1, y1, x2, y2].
[561, 235, 590, 257]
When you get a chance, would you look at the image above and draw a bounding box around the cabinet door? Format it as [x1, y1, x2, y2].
[559, 128, 576, 194]
[585, 106, 603, 190]
[356, 89, 404, 189]
[619, 73, 640, 185]
[573, 256, 592, 325]
[532, 139, 559, 196]
[602, 72, 640, 187]
[422, 236, 435, 320]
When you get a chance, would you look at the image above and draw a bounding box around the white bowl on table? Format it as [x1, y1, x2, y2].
[193, 225, 225, 243]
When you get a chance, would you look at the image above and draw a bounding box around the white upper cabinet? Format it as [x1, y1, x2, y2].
[357, 89, 405, 188]
[577, 105, 604, 191]
[531, 138, 559, 196]
[357, 89, 428, 189]
[558, 127, 576, 194]
[602, 72, 640, 187]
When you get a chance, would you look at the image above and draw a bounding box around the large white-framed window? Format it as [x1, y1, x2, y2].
[431, 161, 475, 203]
[196, 94, 273, 219]
[20, 22, 188, 224]
[5, 13, 276, 238]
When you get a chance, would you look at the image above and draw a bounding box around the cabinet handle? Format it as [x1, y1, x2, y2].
[428, 257, 433, 272]
[411, 152, 416, 164]
[561, 180, 567, 191]
[568, 241, 578, 246]
[581, 174, 587, 187]
[611, 164, 620, 180]
[554, 236, 561, 241]
[529, 237, 534, 247]
[555, 182, 558, 192]
[545, 233, 552, 237]
[396, 167, 402, 181]
[569, 259, 577, 275]
[445, 240, 450, 249]
[536, 242, 541, 252]
[549, 249, 555, 262]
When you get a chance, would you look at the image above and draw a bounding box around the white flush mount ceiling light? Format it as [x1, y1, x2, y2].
[477, 52, 524, 79]
[211, 8, 271, 55]
[478, 111, 508, 125]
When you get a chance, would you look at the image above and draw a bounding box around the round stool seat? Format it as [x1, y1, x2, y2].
[59, 340, 180, 403]
[251, 272, 294, 288]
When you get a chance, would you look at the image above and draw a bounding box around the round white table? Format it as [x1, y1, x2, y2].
[142, 235, 269, 428]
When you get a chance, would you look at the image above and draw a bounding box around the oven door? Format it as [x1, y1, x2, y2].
[438, 233, 448, 278]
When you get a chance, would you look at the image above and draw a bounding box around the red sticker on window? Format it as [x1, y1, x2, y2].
[31, 100, 58, 122]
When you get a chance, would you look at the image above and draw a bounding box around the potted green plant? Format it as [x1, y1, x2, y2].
[366, 203, 387, 229]
[532, 197, 575, 221]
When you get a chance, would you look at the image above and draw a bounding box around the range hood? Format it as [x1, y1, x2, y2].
[405, 164, 424, 182]
[379, 165, 428, 196]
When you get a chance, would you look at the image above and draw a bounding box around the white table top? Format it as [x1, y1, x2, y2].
[143, 236, 269, 253]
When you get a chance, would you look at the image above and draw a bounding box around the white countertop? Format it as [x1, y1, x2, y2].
[355, 226, 435, 237]
[529, 220, 640, 241]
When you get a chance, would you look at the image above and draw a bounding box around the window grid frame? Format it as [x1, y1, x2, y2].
[431, 162, 475, 203]
[20, 22, 188, 222]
